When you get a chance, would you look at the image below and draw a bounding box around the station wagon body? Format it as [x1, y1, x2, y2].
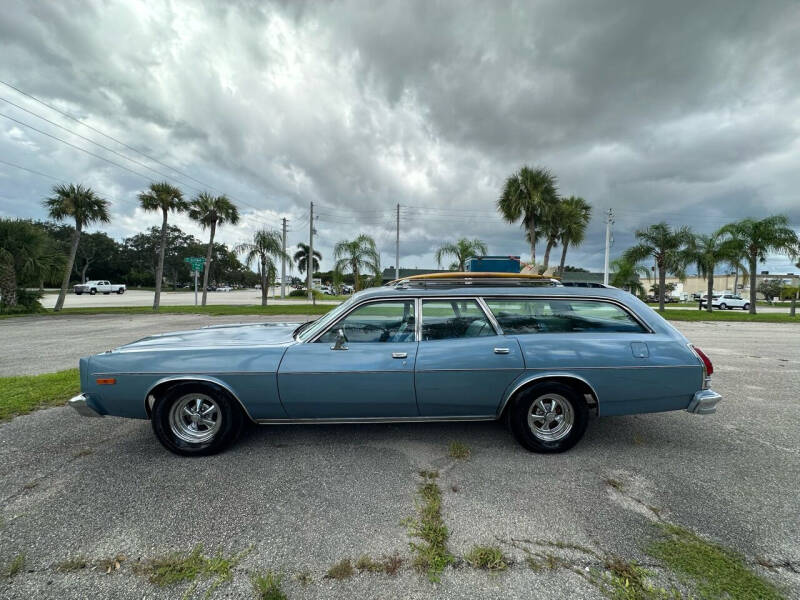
[70, 277, 721, 455]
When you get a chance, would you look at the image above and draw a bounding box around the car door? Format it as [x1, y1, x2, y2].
[278, 299, 419, 418]
[414, 298, 524, 416]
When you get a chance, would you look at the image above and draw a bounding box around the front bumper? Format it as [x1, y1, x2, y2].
[686, 389, 722, 415]
[68, 393, 103, 417]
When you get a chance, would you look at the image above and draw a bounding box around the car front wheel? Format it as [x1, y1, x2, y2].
[509, 381, 589, 453]
[90, 288, 97, 295]
[151, 383, 244, 456]
[743, 303, 750, 310]
[117, 288, 125, 294]
[719, 303, 727, 310]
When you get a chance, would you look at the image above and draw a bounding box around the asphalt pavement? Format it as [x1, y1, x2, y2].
[0, 317, 798, 599]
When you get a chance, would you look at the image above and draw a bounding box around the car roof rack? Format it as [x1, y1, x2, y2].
[386, 272, 563, 289]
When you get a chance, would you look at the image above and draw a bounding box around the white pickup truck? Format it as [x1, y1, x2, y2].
[73, 280, 126, 295]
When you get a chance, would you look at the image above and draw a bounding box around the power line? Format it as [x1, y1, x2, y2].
[0, 158, 66, 183]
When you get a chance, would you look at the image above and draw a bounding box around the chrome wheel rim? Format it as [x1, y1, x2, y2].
[527, 393, 574, 441]
[169, 393, 221, 443]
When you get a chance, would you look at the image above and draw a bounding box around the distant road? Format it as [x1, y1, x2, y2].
[41, 288, 342, 309]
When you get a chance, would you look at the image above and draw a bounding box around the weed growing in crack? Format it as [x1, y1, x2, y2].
[408, 470, 454, 582]
[465, 545, 508, 572]
[448, 441, 471, 459]
[252, 570, 286, 600]
[325, 559, 354, 580]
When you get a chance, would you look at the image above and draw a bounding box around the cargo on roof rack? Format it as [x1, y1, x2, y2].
[386, 271, 562, 288]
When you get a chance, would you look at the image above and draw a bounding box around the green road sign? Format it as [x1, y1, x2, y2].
[184, 257, 205, 271]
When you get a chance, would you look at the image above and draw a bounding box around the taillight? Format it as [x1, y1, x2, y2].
[691, 346, 713, 376]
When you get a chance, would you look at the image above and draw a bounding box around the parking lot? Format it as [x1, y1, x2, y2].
[1, 315, 798, 599]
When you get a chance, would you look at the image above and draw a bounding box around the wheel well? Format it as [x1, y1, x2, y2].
[144, 379, 253, 422]
[500, 376, 599, 419]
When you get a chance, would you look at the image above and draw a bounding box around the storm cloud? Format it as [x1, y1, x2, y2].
[1, 0, 798, 272]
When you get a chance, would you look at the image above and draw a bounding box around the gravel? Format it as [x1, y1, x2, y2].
[0, 316, 798, 599]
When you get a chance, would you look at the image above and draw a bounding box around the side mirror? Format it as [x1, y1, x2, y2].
[331, 328, 348, 351]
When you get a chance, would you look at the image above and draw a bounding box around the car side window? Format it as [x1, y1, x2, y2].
[421, 299, 495, 340]
[485, 299, 646, 334]
[316, 300, 415, 344]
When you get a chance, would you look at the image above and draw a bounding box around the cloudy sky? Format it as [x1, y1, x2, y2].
[1, 0, 798, 274]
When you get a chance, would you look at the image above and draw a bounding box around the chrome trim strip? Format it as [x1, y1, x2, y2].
[496, 372, 601, 417]
[143, 375, 257, 423]
[686, 389, 721, 415]
[280, 370, 410, 375]
[307, 297, 419, 344]
[477, 297, 503, 334]
[94, 371, 271, 376]
[255, 415, 496, 424]
[68, 393, 103, 417]
[523, 365, 698, 370]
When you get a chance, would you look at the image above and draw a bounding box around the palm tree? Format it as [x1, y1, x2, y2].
[333, 234, 381, 292]
[0, 220, 62, 309]
[188, 192, 239, 306]
[609, 257, 649, 296]
[497, 166, 558, 264]
[138, 182, 187, 311]
[434, 238, 488, 271]
[720, 216, 798, 314]
[555, 196, 592, 276]
[686, 230, 740, 312]
[293, 243, 321, 276]
[622, 222, 693, 311]
[42, 184, 110, 311]
[234, 229, 288, 306]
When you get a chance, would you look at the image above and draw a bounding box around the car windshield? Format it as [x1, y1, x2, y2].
[295, 293, 361, 341]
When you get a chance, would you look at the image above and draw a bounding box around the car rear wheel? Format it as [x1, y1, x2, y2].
[509, 381, 589, 453]
[743, 303, 750, 310]
[719, 303, 727, 309]
[117, 288, 125, 294]
[151, 383, 244, 456]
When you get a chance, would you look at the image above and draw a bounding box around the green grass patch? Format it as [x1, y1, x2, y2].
[661, 309, 799, 323]
[355, 553, 404, 575]
[0, 369, 79, 422]
[251, 570, 286, 600]
[135, 545, 249, 589]
[465, 545, 508, 572]
[0, 303, 335, 320]
[448, 441, 470, 460]
[647, 524, 785, 600]
[3, 553, 25, 579]
[408, 470, 454, 582]
[325, 558, 354, 580]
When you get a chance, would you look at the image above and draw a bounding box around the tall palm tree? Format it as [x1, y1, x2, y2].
[138, 182, 187, 311]
[188, 192, 239, 306]
[686, 230, 740, 313]
[497, 166, 558, 264]
[293, 243, 321, 276]
[434, 238, 488, 271]
[720, 216, 798, 314]
[333, 234, 380, 292]
[42, 184, 110, 311]
[609, 257, 649, 296]
[622, 222, 693, 311]
[555, 196, 592, 276]
[234, 229, 288, 306]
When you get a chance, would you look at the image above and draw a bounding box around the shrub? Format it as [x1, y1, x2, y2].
[288, 288, 324, 300]
[0, 288, 44, 314]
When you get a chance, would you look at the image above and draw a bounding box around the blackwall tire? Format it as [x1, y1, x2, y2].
[509, 381, 589, 453]
[151, 383, 244, 456]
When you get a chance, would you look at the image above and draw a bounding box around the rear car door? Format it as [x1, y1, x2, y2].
[278, 299, 419, 418]
[414, 298, 524, 416]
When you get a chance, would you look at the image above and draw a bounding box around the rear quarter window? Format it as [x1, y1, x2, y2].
[484, 298, 646, 334]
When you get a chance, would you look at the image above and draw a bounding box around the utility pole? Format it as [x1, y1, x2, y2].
[603, 208, 613, 286]
[307, 201, 314, 302]
[281, 217, 287, 299]
[395, 203, 400, 280]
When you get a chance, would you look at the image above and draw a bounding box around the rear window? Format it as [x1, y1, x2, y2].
[484, 298, 646, 334]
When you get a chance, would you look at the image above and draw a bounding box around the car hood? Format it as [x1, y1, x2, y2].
[113, 322, 304, 352]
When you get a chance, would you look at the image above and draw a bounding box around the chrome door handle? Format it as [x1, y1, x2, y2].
[494, 347, 510, 354]
[392, 352, 408, 359]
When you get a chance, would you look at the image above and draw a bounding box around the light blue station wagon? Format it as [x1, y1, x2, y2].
[69, 274, 721, 455]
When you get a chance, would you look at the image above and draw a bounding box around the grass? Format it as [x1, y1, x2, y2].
[0, 369, 79, 422]
[355, 554, 404, 575]
[293, 570, 313, 586]
[135, 545, 248, 588]
[57, 556, 89, 572]
[447, 441, 471, 460]
[4, 553, 25, 579]
[590, 556, 680, 600]
[408, 470, 454, 582]
[465, 545, 508, 572]
[0, 303, 334, 320]
[660, 309, 799, 323]
[251, 571, 286, 600]
[647, 524, 785, 600]
[324, 558, 354, 580]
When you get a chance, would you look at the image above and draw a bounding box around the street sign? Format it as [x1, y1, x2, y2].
[184, 257, 205, 271]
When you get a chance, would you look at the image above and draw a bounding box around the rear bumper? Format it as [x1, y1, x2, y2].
[68, 393, 103, 417]
[686, 389, 722, 415]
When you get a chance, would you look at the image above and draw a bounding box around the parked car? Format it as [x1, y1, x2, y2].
[700, 293, 749, 310]
[69, 273, 720, 456]
[216, 285, 233, 292]
[73, 280, 126, 295]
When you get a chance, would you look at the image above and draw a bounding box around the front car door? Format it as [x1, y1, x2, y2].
[414, 298, 524, 416]
[278, 299, 419, 418]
